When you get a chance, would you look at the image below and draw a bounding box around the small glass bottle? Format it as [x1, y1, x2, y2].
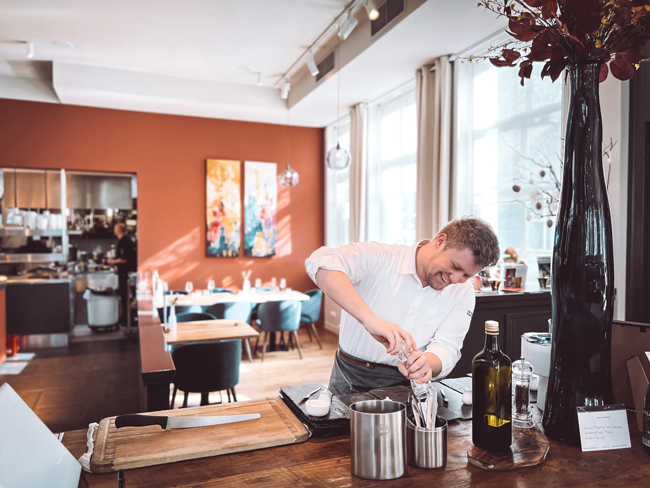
[512, 357, 534, 428]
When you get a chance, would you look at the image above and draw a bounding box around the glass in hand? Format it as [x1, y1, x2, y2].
[397, 341, 429, 399]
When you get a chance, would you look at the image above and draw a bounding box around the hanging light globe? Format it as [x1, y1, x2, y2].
[278, 164, 299, 188]
[326, 142, 351, 170]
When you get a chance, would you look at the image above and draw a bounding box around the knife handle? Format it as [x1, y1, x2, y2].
[115, 414, 168, 429]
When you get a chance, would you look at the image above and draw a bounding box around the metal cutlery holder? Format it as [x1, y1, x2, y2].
[350, 400, 407, 480]
[406, 416, 447, 469]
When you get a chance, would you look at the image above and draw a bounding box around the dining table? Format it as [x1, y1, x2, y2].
[154, 289, 311, 310]
[164, 319, 259, 362]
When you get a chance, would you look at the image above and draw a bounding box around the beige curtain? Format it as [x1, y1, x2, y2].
[415, 56, 453, 240]
[349, 103, 368, 242]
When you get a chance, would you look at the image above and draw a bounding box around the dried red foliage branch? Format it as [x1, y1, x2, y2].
[476, 0, 650, 84]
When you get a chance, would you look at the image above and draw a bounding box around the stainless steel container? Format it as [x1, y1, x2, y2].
[406, 416, 447, 469]
[350, 400, 406, 480]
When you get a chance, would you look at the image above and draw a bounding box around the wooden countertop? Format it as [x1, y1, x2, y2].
[63, 410, 650, 487]
[138, 298, 174, 383]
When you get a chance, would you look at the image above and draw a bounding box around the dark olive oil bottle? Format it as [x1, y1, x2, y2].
[472, 320, 512, 451]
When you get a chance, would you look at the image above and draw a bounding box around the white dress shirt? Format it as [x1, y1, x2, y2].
[305, 241, 476, 379]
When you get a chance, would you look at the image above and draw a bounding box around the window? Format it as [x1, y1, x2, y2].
[367, 87, 417, 245]
[325, 119, 351, 247]
[454, 59, 563, 283]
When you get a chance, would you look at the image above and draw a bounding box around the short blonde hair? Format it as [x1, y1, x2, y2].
[437, 217, 500, 268]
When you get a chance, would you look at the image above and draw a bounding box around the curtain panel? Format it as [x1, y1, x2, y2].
[349, 103, 368, 243]
[415, 56, 453, 240]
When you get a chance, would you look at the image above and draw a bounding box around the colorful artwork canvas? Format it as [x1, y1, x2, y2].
[206, 159, 241, 257]
[244, 161, 277, 257]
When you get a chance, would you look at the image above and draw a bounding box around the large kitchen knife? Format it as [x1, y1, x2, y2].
[114, 413, 261, 430]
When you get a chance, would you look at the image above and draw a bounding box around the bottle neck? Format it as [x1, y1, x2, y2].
[484, 333, 501, 352]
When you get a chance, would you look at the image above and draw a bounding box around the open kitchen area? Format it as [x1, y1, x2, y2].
[2, 1, 650, 487]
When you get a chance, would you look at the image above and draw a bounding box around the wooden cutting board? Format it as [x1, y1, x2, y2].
[90, 397, 308, 473]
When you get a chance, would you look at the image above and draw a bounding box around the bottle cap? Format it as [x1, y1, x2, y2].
[485, 320, 499, 335]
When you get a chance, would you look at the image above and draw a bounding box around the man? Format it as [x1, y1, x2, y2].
[107, 222, 137, 326]
[305, 216, 499, 395]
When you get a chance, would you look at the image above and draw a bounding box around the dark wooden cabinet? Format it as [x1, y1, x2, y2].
[449, 291, 551, 377]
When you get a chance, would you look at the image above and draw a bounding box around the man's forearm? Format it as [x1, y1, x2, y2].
[314, 269, 376, 327]
[424, 352, 443, 377]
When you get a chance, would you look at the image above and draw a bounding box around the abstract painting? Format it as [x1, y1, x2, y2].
[244, 161, 277, 257]
[206, 159, 241, 257]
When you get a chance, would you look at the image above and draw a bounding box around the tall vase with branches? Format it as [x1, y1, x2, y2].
[476, 0, 650, 446]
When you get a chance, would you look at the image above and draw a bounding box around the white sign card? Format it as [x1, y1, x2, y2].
[576, 404, 631, 452]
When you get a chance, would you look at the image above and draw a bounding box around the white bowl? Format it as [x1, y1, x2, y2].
[305, 399, 330, 417]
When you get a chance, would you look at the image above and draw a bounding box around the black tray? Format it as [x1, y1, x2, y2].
[279, 382, 471, 437]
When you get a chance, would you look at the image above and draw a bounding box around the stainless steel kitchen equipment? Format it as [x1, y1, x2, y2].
[0, 169, 70, 263]
[350, 400, 407, 480]
[406, 416, 448, 469]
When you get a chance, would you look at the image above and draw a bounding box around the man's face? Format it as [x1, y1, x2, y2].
[419, 236, 483, 290]
[113, 225, 120, 238]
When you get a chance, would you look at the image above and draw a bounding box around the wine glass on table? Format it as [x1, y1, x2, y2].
[207, 279, 215, 293]
[279, 278, 287, 292]
[185, 281, 194, 295]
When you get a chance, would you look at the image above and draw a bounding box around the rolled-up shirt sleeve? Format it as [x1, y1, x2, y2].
[425, 283, 476, 380]
[305, 242, 384, 286]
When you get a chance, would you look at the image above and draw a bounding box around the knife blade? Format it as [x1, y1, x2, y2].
[114, 413, 261, 430]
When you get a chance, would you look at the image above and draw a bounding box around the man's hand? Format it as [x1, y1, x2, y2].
[363, 316, 416, 355]
[397, 349, 433, 384]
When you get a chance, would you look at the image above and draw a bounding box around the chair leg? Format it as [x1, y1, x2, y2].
[227, 389, 232, 403]
[231, 388, 237, 402]
[243, 338, 253, 362]
[255, 333, 261, 352]
[200, 392, 210, 406]
[171, 386, 178, 408]
[261, 331, 268, 362]
[182, 391, 189, 409]
[310, 323, 323, 349]
[304, 322, 313, 341]
[292, 330, 303, 359]
[219, 391, 223, 404]
[287, 331, 294, 350]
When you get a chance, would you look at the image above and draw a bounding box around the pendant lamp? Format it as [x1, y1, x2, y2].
[279, 109, 299, 188]
[326, 34, 351, 171]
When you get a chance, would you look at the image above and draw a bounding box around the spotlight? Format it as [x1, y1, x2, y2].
[306, 50, 319, 77]
[338, 13, 358, 40]
[280, 80, 290, 100]
[257, 72, 263, 86]
[365, 0, 379, 20]
[26, 41, 35, 59]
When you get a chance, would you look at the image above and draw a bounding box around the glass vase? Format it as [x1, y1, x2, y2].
[542, 61, 615, 445]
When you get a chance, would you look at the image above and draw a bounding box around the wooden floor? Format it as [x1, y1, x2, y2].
[0, 339, 142, 433]
[0, 325, 338, 432]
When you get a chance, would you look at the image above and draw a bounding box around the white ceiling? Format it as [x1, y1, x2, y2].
[0, 0, 507, 127]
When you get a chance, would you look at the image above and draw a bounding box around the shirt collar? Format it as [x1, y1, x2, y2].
[398, 240, 429, 284]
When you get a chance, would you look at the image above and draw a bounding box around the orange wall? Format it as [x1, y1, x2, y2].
[0, 99, 324, 292]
